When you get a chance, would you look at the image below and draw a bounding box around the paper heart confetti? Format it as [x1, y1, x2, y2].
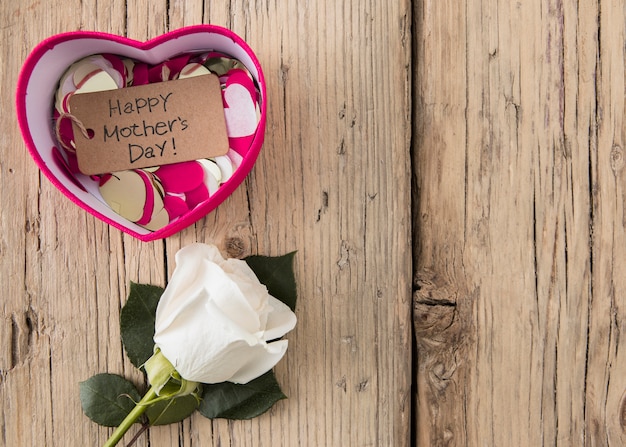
[224, 74, 261, 138]
[16, 26, 266, 241]
[54, 51, 259, 232]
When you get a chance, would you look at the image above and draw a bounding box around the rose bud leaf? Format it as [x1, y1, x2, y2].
[146, 393, 201, 426]
[197, 370, 286, 420]
[245, 252, 297, 312]
[79, 373, 142, 427]
[120, 282, 164, 368]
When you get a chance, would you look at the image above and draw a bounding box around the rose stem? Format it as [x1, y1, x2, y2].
[103, 386, 157, 447]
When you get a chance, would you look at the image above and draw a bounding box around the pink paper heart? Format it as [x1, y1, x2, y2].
[224, 82, 259, 138]
[154, 161, 205, 193]
[16, 26, 266, 241]
[163, 195, 189, 220]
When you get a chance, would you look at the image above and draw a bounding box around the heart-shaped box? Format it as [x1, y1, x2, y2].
[16, 25, 266, 241]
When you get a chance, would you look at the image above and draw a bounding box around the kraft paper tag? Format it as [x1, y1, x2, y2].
[69, 74, 229, 175]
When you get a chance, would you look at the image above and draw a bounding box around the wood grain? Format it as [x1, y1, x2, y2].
[0, 1, 411, 446]
[414, 0, 626, 445]
[6, 0, 626, 445]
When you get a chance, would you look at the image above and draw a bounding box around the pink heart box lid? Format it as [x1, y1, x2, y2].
[16, 25, 267, 241]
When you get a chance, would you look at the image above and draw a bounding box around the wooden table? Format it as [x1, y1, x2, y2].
[1, 1, 625, 446]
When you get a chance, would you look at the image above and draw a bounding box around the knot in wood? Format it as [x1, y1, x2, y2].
[223, 237, 248, 259]
[413, 269, 464, 397]
[414, 302, 456, 338]
[8, 307, 40, 370]
[611, 145, 624, 172]
[413, 269, 458, 338]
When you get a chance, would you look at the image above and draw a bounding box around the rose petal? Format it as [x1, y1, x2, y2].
[153, 244, 297, 385]
[155, 245, 261, 334]
[227, 340, 289, 384]
[263, 296, 298, 341]
[156, 300, 286, 384]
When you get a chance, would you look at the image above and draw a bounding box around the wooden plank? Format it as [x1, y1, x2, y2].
[589, 0, 626, 444]
[414, 0, 626, 445]
[0, 0, 412, 446]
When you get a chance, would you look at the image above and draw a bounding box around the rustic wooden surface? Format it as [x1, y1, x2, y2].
[414, 0, 626, 446]
[0, 0, 412, 446]
[3, 0, 626, 446]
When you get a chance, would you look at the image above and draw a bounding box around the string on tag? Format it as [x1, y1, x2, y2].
[55, 113, 91, 153]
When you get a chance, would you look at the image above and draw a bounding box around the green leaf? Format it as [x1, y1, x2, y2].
[79, 373, 142, 427]
[146, 392, 201, 426]
[198, 371, 287, 420]
[120, 282, 164, 368]
[245, 252, 298, 311]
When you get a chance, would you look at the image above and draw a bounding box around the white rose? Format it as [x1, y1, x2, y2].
[153, 243, 297, 384]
